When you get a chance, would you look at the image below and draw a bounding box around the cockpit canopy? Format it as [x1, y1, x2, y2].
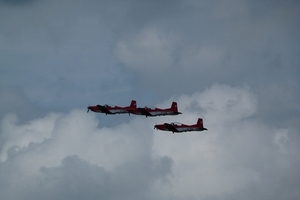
[105, 104, 116, 107]
[171, 122, 183, 126]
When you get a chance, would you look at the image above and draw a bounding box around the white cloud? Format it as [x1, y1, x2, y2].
[1, 0, 299, 198]
[151, 84, 298, 199]
[1, 84, 297, 200]
[0, 84, 299, 199]
[0, 108, 172, 199]
[0, 112, 58, 161]
[114, 26, 177, 71]
[158, 84, 257, 126]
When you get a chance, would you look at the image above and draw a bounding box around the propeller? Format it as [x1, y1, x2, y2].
[87, 105, 90, 113]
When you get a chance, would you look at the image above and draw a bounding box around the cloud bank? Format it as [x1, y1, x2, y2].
[1, 84, 299, 200]
[1, 0, 299, 199]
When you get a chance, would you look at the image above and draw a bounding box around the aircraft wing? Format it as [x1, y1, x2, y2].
[163, 123, 180, 133]
[137, 107, 153, 116]
[96, 105, 113, 114]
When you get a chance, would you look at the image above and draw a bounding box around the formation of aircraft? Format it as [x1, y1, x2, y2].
[87, 101, 181, 117]
[87, 100, 207, 133]
[154, 118, 207, 133]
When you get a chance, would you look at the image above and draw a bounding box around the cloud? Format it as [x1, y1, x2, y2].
[0, 84, 299, 200]
[212, 0, 248, 19]
[1, 0, 299, 111]
[0, 0, 132, 110]
[0, 0, 36, 5]
[152, 85, 299, 199]
[179, 45, 225, 71]
[0, 108, 173, 200]
[1, 0, 299, 199]
[114, 26, 178, 71]
[0, 86, 44, 123]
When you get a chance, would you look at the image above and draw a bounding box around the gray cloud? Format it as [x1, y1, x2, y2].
[0, 86, 45, 123]
[152, 85, 300, 199]
[0, 0, 36, 5]
[0, 84, 299, 199]
[0, 110, 173, 200]
[1, 0, 299, 199]
[35, 155, 172, 200]
[1, 0, 299, 110]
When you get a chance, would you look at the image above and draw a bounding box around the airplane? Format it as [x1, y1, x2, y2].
[130, 102, 182, 117]
[154, 118, 207, 133]
[87, 100, 137, 115]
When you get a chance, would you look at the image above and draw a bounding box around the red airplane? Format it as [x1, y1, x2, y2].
[154, 118, 207, 133]
[130, 102, 182, 117]
[87, 100, 137, 115]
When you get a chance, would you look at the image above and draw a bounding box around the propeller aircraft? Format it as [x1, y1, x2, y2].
[87, 100, 137, 115]
[154, 118, 207, 133]
[130, 102, 182, 117]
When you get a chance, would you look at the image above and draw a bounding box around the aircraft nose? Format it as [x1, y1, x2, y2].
[87, 106, 93, 113]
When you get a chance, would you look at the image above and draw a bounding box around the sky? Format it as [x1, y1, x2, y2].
[0, 0, 299, 199]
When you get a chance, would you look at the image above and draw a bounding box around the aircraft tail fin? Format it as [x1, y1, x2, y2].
[196, 118, 207, 130]
[171, 102, 181, 114]
[196, 118, 204, 128]
[130, 100, 137, 108]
